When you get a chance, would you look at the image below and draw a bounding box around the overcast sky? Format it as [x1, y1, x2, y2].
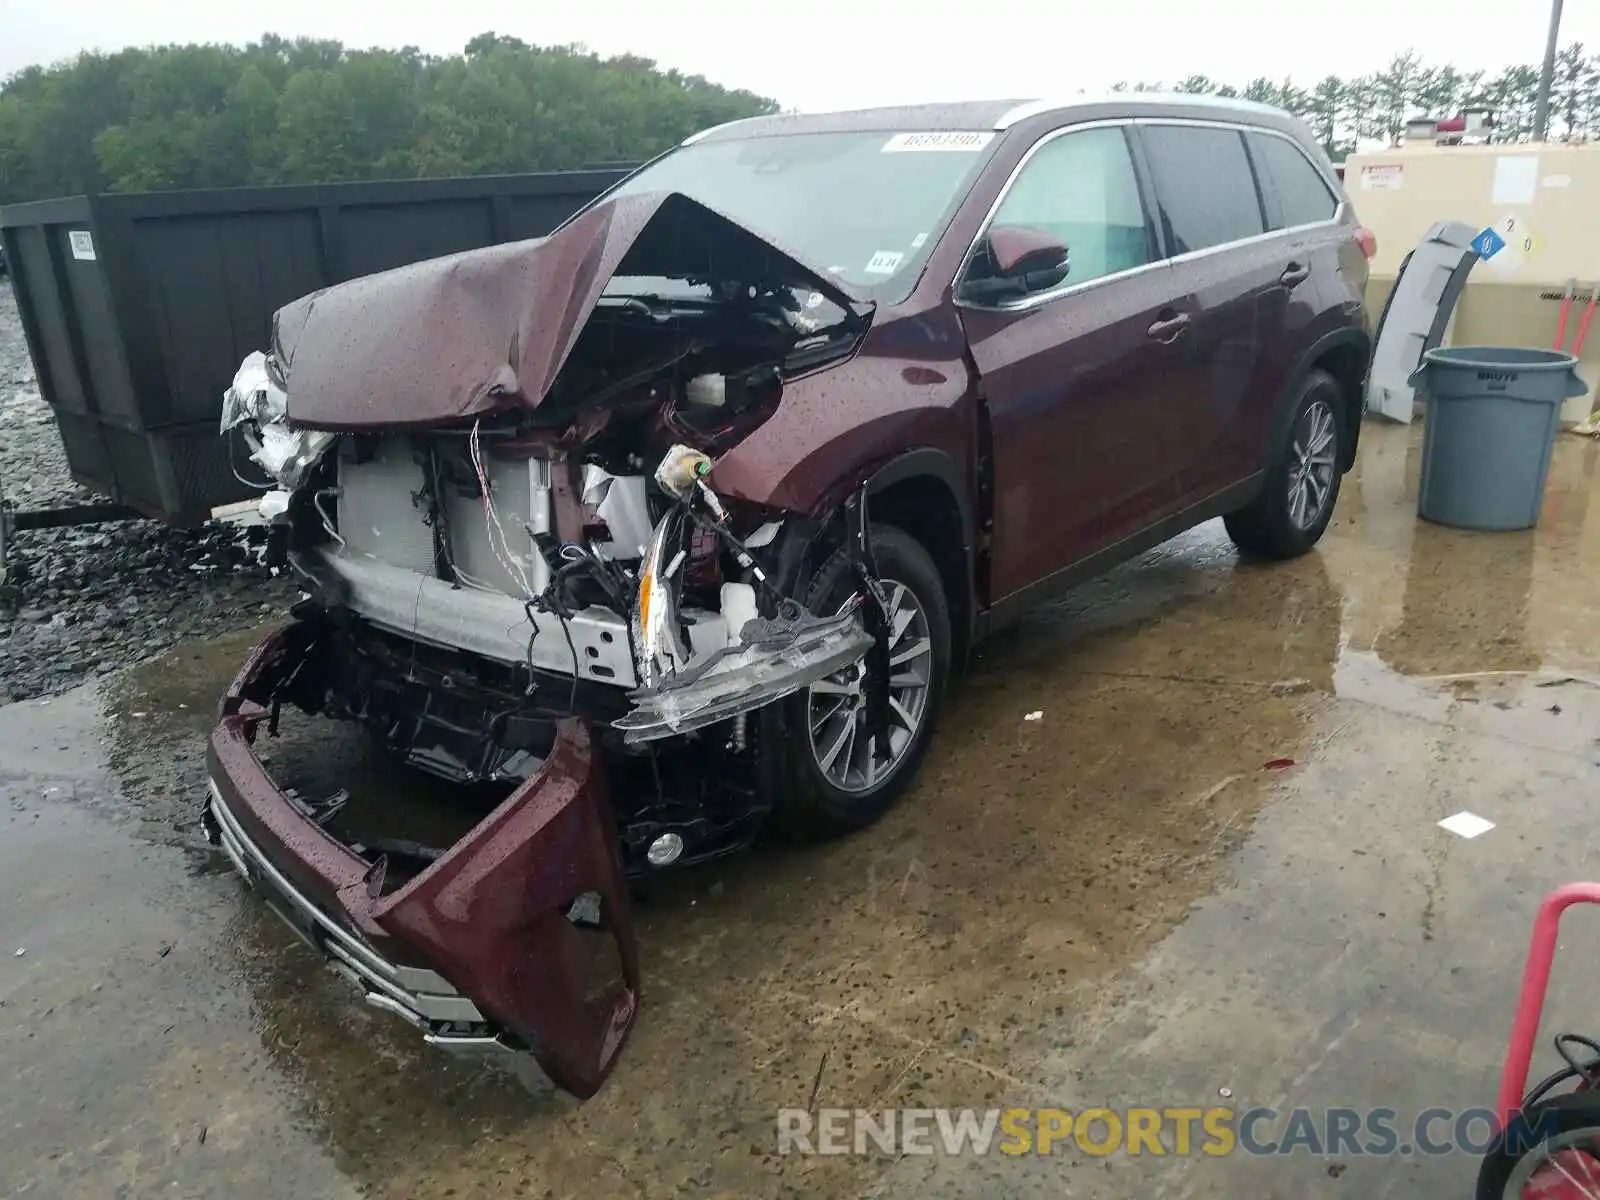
[3, 0, 1595, 110]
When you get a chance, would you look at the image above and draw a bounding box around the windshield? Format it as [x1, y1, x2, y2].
[607, 130, 996, 301]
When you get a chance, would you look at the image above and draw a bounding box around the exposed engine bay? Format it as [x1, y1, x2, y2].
[217, 192, 896, 872]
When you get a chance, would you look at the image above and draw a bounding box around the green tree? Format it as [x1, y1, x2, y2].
[1372, 50, 1423, 141]
[1242, 77, 1276, 104]
[1417, 64, 1465, 118]
[1276, 78, 1314, 119]
[273, 69, 364, 182]
[1555, 43, 1598, 138]
[1485, 64, 1542, 141]
[0, 34, 779, 203]
[8, 38, 1600, 205]
[1308, 76, 1345, 154]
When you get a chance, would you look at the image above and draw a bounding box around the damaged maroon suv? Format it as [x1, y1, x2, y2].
[204, 94, 1372, 1095]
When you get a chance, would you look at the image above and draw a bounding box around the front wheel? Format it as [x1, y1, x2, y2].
[1224, 369, 1344, 560]
[764, 524, 951, 841]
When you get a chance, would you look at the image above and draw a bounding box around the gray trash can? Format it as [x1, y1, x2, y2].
[1406, 347, 1588, 531]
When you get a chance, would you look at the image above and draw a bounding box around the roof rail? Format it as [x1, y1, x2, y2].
[994, 92, 1288, 130]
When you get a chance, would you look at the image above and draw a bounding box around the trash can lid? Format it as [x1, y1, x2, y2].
[1421, 346, 1579, 372]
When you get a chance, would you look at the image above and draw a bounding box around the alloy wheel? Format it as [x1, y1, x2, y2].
[1287, 397, 1338, 531]
[806, 580, 932, 794]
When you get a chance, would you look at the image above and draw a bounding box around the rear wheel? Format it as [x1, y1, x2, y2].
[1224, 369, 1343, 559]
[765, 524, 950, 840]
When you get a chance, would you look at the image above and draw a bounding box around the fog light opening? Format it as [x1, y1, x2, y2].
[646, 832, 684, 867]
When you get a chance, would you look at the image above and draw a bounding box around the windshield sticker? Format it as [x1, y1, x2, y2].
[881, 131, 994, 153]
[864, 250, 905, 275]
[910, 232, 929, 249]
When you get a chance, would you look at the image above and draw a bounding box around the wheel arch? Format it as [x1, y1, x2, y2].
[1272, 327, 1372, 473]
[862, 450, 977, 670]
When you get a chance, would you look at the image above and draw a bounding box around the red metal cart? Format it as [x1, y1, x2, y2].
[1479, 884, 1600, 1198]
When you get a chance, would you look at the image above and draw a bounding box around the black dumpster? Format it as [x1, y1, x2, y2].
[0, 170, 629, 522]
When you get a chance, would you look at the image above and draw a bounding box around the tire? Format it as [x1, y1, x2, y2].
[764, 524, 951, 841]
[1475, 1091, 1600, 1199]
[1224, 369, 1344, 560]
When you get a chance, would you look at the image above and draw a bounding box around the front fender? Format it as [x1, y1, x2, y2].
[708, 305, 975, 517]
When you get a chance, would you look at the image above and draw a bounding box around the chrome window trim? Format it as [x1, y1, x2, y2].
[956, 116, 1346, 314]
[1237, 123, 1345, 226]
[1138, 116, 1344, 208]
[1139, 119, 1347, 259]
[953, 119, 1160, 313]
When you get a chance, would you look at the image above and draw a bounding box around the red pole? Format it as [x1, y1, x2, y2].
[1554, 278, 1577, 351]
[1496, 883, 1600, 1132]
[1570, 282, 1600, 358]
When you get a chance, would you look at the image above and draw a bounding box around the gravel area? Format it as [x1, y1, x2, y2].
[1, 284, 295, 703]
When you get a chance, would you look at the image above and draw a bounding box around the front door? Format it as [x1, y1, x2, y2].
[956, 122, 1185, 603]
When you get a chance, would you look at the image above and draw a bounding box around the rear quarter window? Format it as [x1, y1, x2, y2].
[1139, 124, 1265, 255]
[1249, 133, 1341, 229]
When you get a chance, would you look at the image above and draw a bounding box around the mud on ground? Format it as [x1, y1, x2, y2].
[3, 420, 1600, 1198]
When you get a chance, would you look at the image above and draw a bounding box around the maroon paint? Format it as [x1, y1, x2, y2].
[209, 624, 639, 1099]
[1162, 231, 1299, 502]
[709, 104, 1369, 594]
[708, 300, 975, 518]
[986, 225, 1069, 275]
[218, 97, 1373, 1093]
[274, 192, 860, 432]
[375, 719, 640, 1099]
[958, 263, 1190, 594]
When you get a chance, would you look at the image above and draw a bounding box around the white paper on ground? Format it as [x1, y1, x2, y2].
[1438, 812, 1496, 839]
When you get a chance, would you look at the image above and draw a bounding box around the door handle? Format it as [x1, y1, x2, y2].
[1280, 262, 1311, 287]
[1147, 312, 1190, 343]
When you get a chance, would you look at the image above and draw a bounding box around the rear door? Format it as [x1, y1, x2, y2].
[957, 122, 1184, 602]
[1135, 121, 1289, 503]
[1245, 128, 1351, 429]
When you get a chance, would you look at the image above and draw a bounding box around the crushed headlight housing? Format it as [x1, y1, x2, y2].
[631, 505, 691, 690]
[616, 601, 872, 743]
[619, 446, 873, 743]
[220, 351, 335, 494]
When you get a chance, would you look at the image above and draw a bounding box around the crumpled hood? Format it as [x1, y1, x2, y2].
[272, 190, 866, 430]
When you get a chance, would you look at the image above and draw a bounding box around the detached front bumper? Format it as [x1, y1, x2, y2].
[204, 779, 499, 1044]
[204, 624, 640, 1098]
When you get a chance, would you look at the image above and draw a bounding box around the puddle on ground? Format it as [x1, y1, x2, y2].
[2, 421, 1599, 1198]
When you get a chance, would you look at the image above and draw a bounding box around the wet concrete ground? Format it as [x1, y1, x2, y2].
[4, 419, 1600, 1199]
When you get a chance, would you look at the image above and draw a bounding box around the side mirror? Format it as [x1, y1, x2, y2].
[961, 226, 1070, 303]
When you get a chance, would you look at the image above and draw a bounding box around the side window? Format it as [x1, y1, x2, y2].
[1249, 133, 1340, 229]
[966, 125, 1154, 296]
[1140, 125, 1265, 254]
